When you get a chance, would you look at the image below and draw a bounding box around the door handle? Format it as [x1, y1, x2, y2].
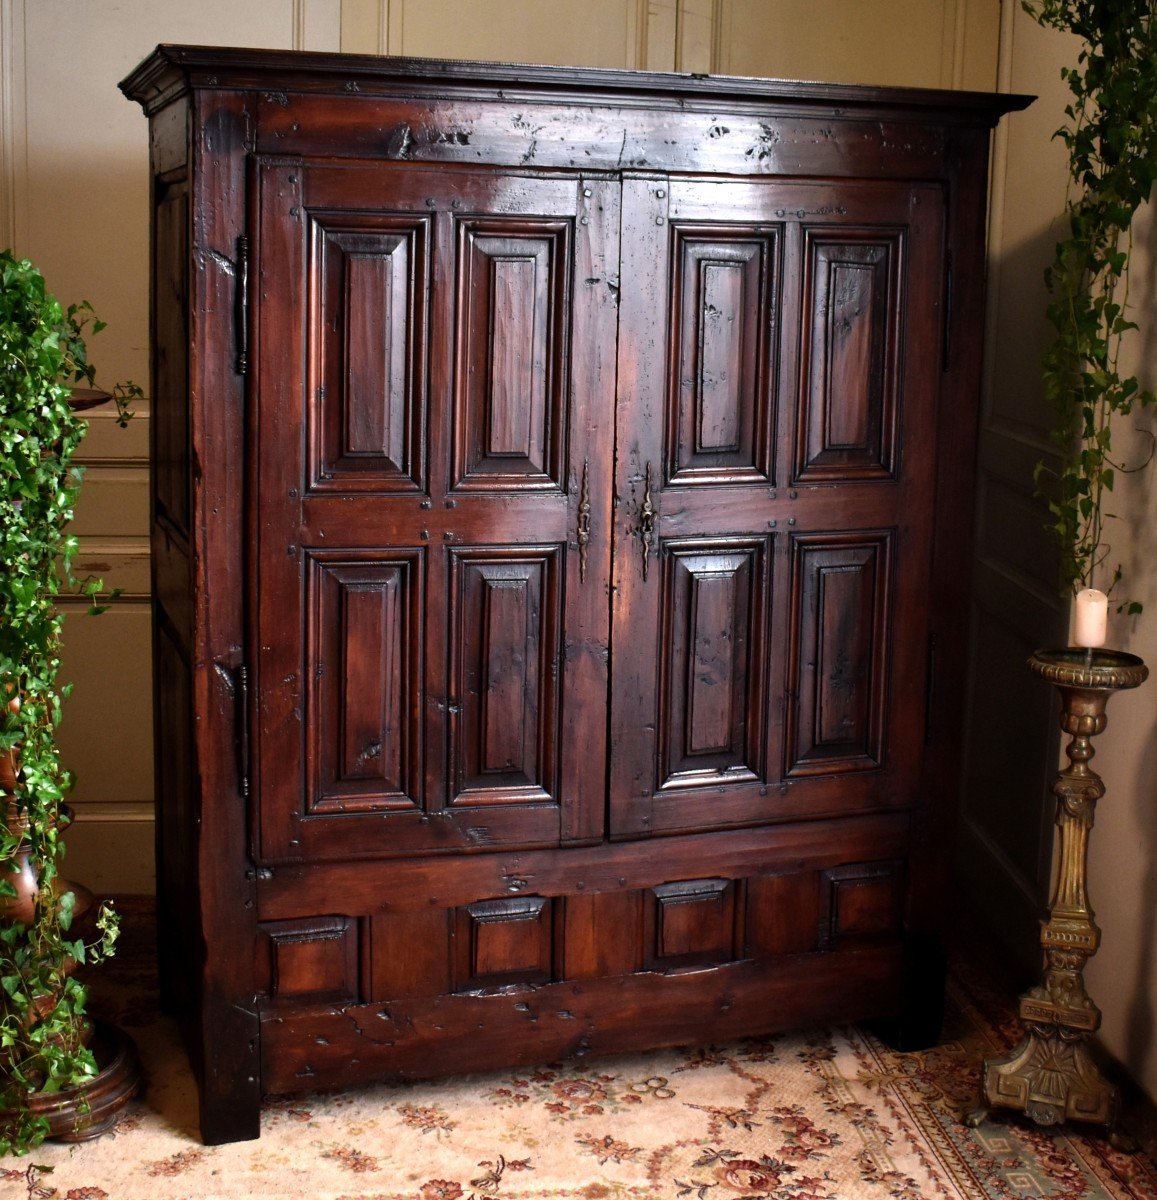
[639, 461, 655, 582]
[577, 459, 591, 583]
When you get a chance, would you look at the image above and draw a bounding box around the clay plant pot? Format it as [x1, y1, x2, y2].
[0, 1020, 141, 1143]
[0, 692, 141, 1143]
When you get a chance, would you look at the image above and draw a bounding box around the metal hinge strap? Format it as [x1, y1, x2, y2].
[237, 664, 250, 797]
[235, 235, 250, 375]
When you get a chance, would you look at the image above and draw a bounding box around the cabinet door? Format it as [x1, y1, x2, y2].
[610, 176, 944, 836]
[251, 160, 618, 862]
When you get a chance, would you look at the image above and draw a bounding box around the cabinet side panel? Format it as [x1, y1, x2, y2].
[148, 96, 195, 1022]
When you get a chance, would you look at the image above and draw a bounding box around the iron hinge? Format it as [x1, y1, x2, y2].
[235, 234, 250, 375]
[237, 663, 250, 798]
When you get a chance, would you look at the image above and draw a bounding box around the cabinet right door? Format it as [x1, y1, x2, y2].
[610, 176, 945, 837]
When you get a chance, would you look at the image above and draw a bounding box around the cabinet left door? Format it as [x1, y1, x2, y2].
[249, 159, 619, 863]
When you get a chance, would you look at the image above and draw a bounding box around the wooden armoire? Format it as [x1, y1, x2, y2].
[122, 46, 1028, 1144]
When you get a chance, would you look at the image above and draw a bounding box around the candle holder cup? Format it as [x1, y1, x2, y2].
[967, 647, 1148, 1147]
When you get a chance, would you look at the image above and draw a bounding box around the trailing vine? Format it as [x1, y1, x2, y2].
[1026, 0, 1157, 611]
[0, 251, 127, 1154]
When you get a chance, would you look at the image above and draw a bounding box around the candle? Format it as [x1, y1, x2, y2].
[1073, 588, 1108, 648]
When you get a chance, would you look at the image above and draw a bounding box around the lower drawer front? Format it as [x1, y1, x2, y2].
[254, 822, 911, 1096]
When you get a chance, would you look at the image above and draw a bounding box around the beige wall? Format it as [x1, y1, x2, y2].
[338, 0, 997, 81]
[722, 0, 998, 88]
[1083, 200, 1157, 1096]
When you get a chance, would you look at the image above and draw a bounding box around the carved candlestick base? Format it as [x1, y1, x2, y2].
[968, 648, 1148, 1142]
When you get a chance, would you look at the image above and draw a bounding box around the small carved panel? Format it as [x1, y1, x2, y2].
[646, 878, 737, 969]
[262, 917, 358, 1003]
[667, 226, 778, 485]
[456, 896, 553, 990]
[822, 861, 903, 945]
[659, 540, 769, 789]
[745, 872, 822, 957]
[311, 216, 429, 490]
[796, 230, 902, 481]
[453, 218, 572, 491]
[786, 532, 892, 775]
[448, 547, 561, 806]
[306, 551, 424, 813]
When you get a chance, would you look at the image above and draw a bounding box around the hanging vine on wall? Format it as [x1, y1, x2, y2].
[1025, 0, 1157, 611]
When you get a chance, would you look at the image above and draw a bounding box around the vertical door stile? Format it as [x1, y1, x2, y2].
[609, 175, 671, 837]
[252, 158, 308, 864]
[422, 204, 456, 822]
[561, 176, 620, 844]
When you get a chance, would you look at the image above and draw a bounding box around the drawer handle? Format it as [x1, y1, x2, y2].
[577, 459, 592, 583]
[639, 460, 655, 582]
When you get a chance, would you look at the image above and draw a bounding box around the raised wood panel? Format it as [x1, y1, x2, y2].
[453, 219, 571, 491]
[312, 216, 428, 490]
[787, 532, 892, 776]
[659, 540, 768, 788]
[646, 877, 738, 968]
[456, 896, 554, 989]
[667, 226, 778, 484]
[306, 551, 424, 814]
[822, 861, 904, 945]
[261, 917, 358, 1003]
[745, 872, 822, 957]
[449, 548, 561, 806]
[796, 231, 902, 482]
[154, 176, 190, 535]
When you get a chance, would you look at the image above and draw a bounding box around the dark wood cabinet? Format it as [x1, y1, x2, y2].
[122, 46, 1028, 1145]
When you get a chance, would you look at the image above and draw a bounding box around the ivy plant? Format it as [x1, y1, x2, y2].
[1026, 0, 1157, 610]
[0, 250, 135, 1154]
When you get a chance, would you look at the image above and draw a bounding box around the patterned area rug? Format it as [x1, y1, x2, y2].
[4, 905, 1156, 1200]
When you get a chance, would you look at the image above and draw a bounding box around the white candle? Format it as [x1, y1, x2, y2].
[1073, 588, 1108, 648]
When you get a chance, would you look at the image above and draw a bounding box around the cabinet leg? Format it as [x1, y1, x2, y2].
[867, 936, 947, 1052]
[199, 1086, 262, 1146]
[195, 995, 263, 1145]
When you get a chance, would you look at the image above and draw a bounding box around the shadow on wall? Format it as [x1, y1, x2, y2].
[1121, 207, 1157, 1074]
[1125, 707, 1157, 1072]
[958, 215, 1070, 986]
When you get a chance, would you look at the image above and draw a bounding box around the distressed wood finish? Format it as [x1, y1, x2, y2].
[123, 46, 1029, 1144]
